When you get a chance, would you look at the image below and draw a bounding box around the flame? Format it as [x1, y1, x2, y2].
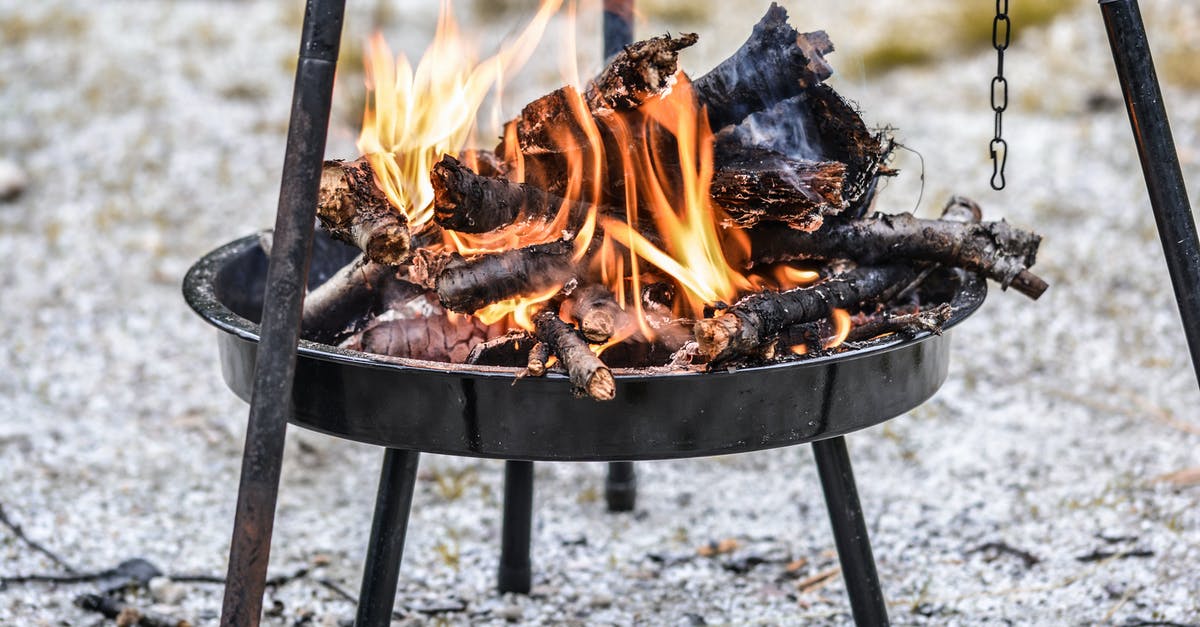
[823, 308, 852, 349]
[357, 0, 560, 227]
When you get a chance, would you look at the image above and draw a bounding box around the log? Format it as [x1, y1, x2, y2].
[435, 239, 578, 314]
[694, 3, 834, 131]
[803, 85, 892, 207]
[569, 284, 627, 343]
[694, 264, 920, 362]
[748, 213, 1046, 298]
[341, 291, 494, 363]
[845, 303, 954, 343]
[466, 330, 535, 367]
[431, 155, 594, 233]
[317, 159, 411, 265]
[301, 254, 391, 344]
[710, 143, 847, 231]
[534, 311, 615, 400]
[525, 341, 552, 377]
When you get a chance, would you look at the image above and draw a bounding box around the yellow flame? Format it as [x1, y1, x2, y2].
[357, 0, 560, 227]
[823, 308, 852, 349]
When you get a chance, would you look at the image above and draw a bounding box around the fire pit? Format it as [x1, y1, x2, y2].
[186, 231, 985, 460]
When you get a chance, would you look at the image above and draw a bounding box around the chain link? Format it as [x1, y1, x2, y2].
[990, 0, 1010, 190]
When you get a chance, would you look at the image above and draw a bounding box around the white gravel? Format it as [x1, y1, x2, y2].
[1, 1, 1198, 625]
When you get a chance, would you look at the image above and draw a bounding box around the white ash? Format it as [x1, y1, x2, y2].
[1, 1, 1199, 626]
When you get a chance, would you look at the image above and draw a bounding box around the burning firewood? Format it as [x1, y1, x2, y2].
[341, 290, 496, 363]
[845, 303, 955, 343]
[533, 311, 615, 400]
[567, 285, 628, 343]
[431, 155, 595, 233]
[466, 330, 535, 367]
[694, 4, 834, 131]
[434, 239, 578, 314]
[301, 254, 390, 343]
[694, 264, 921, 363]
[316, 159, 410, 266]
[748, 213, 1047, 299]
[709, 144, 847, 231]
[525, 341, 552, 376]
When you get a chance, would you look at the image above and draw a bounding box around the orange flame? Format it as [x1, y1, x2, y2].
[823, 308, 852, 349]
[357, 0, 560, 227]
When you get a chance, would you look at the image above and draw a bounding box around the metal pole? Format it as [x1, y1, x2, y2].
[811, 436, 889, 626]
[498, 460, 534, 593]
[355, 449, 421, 627]
[220, 1, 345, 624]
[1100, 0, 1200, 388]
[604, 461, 637, 511]
[603, 0, 633, 59]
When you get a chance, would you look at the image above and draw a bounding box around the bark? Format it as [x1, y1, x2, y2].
[301, 254, 391, 344]
[434, 239, 579, 314]
[694, 264, 920, 362]
[316, 159, 411, 266]
[431, 155, 594, 233]
[534, 311, 615, 400]
[525, 341, 552, 377]
[748, 212, 1046, 298]
[341, 291, 495, 363]
[568, 284, 627, 343]
[694, 3, 834, 131]
[710, 143, 847, 231]
[803, 85, 892, 207]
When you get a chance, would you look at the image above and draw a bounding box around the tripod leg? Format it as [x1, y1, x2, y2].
[355, 449, 421, 627]
[1101, 0, 1200, 388]
[220, 2, 345, 625]
[604, 461, 637, 512]
[498, 461, 534, 593]
[811, 436, 889, 626]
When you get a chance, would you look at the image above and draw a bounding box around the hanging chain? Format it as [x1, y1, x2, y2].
[990, 0, 1010, 190]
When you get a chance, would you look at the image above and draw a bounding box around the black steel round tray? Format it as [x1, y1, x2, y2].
[183, 233, 986, 461]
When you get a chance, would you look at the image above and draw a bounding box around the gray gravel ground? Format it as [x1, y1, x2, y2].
[2, 1, 1199, 625]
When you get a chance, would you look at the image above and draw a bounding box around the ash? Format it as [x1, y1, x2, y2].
[1, 1, 1198, 625]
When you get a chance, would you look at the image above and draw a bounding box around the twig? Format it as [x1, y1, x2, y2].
[969, 541, 1041, 569]
[0, 503, 78, 573]
[1075, 549, 1154, 563]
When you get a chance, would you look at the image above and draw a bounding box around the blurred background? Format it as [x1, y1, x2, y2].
[1, 0, 1198, 624]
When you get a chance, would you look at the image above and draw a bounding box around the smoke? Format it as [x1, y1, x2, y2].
[720, 95, 824, 162]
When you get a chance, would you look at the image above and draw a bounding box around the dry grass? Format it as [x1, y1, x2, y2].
[858, 1, 1083, 77]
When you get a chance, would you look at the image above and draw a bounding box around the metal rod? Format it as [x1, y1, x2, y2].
[811, 436, 888, 626]
[1101, 0, 1200, 388]
[604, 461, 637, 512]
[219, 2, 345, 625]
[498, 461, 534, 593]
[355, 449, 421, 627]
[603, 0, 633, 59]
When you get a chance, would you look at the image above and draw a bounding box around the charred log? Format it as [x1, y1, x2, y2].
[568, 285, 627, 343]
[694, 264, 920, 362]
[748, 213, 1046, 298]
[466, 330, 535, 367]
[431, 155, 594, 233]
[341, 291, 494, 363]
[525, 340, 552, 377]
[317, 158, 411, 266]
[435, 239, 578, 314]
[694, 4, 834, 131]
[301, 254, 391, 344]
[534, 311, 615, 400]
[587, 32, 699, 114]
[710, 143, 847, 231]
[846, 303, 954, 343]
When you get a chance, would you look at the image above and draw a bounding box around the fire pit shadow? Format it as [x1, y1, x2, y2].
[184, 232, 986, 461]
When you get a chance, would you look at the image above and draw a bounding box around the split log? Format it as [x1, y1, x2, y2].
[710, 143, 847, 231]
[525, 341, 552, 376]
[317, 159, 410, 266]
[568, 285, 627, 343]
[694, 264, 920, 362]
[466, 330, 535, 367]
[748, 213, 1046, 298]
[694, 4, 834, 131]
[301, 254, 390, 343]
[803, 85, 892, 208]
[534, 311, 615, 400]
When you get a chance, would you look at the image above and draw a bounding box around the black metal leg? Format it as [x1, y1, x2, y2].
[811, 436, 888, 626]
[220, 2, 345, 625]
[604, 461, 637, 512]
[1101, 0, 1200, 389]
[355, 449, 420, 627]
[498, 461, 534, 593]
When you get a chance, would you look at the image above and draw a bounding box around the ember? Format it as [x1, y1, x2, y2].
[304, 2, 1045, 400]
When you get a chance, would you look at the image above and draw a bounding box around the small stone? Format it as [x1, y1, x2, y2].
[148, 577, 186, 605]
[493, 604, 523, 621]
[588, 591, 614, 608]
[0, 160, 26, 202]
